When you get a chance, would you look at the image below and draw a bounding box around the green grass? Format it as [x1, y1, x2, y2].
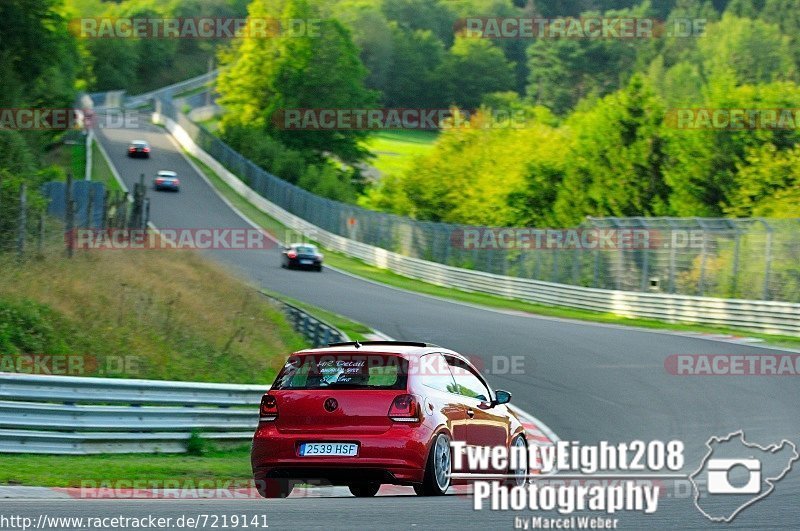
[0, 446, 252, 487]
[0, 244, 306, 384]
[261, 288, 373, 342]
[43, 141, 86, 180]
[186, 152, 800, 348]
[361, 130, 437, 177]
[90, 139, 122, 191]
[197, 116, 221, 133]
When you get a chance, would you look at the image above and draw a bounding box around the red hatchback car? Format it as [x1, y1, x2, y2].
[251, 341, 527, 498]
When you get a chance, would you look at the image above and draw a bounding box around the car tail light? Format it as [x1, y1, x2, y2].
[174, 179, 180, 185]
[128, 147, 135, 152]
[156, 179, 163, 184]
[259, 394, 278, 421]
[287, 251, 297, 259]
[143, 147, 150, 152]
[388, 394, 419, 422]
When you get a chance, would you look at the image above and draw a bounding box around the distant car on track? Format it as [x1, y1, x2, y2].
[281, 243, 323, 271]
[251, 341, 525, 498]
[153, 170, 180, 192]
[127, 140, 150, 158]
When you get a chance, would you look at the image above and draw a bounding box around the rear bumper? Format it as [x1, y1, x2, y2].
[287, 258, 322, 268]
[251, 422, 434, 485]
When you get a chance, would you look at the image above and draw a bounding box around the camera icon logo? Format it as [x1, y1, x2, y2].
[706, 458, 761, 494]
[690, 431, 799, 522]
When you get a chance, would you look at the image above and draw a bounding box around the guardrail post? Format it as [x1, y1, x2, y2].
[322, 327, 331, 346]
[763, 226, 773, 301]
[314, 322, 323, 346]
[639, 247, 650, 293]
[698, 231, 707, 296]
[731, 230, 741, 297]
[552, 250, 559, 282]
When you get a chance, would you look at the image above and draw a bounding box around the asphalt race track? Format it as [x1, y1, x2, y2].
[6, 117, 794, 529]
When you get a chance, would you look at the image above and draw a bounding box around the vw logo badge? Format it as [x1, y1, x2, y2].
[324, 398, 338, 412]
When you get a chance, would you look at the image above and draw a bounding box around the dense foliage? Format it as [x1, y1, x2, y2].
[3, 0, 799, 218]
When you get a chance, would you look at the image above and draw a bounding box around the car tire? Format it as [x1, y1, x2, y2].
[315, 266, 322, 272]
[505, 435, 528, 487]
[348, 482, 381, 497]
[257, 479, 293, 499]
[415, 432, 451, 496]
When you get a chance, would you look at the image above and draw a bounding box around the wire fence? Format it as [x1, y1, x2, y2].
[0, 173, 150, 261]
[153, 95, 800, 303]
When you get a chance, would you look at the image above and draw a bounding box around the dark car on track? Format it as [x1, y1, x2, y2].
[153, 170, 180, 192]
[281, 243, 323, 271]
[251, 341, 526, 498]
[127, 140, 150, 158]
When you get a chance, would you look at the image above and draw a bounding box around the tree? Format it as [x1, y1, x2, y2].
[697, 13, 795, 85]
[527, 40, 587, 115]
[760, 0, 800, 71]
[331, 2, 396, 98]
[553, 75, 671, 224]
[0, 0, 79, 107]
[726, 144, 800, 217]
[526, 4, 655, 115]
[0, 132, 36, 175]
[364, 107, 564, 226]
[664, 81, 800, 216]
[724, 0, 763, 17]
[381, 0, 456, 46]
[218, 0, 377, 164]
[382, 24, 445, 108]
[438, 36, 515, 109]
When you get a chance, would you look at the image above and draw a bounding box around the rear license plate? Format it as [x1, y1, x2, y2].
[300, 259, 313, 265]
[300, 443, 358, 456]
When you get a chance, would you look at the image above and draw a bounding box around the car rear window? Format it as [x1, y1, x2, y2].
[272, 354, 408, 390]
[295, 246, 316, 254]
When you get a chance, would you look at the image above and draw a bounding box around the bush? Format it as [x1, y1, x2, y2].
[185, 430, 212, 456]
[0, 299, 69, 356]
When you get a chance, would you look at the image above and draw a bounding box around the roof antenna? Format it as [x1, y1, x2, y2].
[354, 340, 361, 349]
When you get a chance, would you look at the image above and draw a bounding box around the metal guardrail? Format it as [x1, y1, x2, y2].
[0, 295, 347, 453]
[0, 373, 265, 454]
[158, 110, 800, 336]
[259, 293, 349, 347]
[87, 71, 217, 110]
[0, 373, 264, 406]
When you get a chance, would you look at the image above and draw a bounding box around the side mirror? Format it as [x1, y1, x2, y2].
[494, 390, 512, 405]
